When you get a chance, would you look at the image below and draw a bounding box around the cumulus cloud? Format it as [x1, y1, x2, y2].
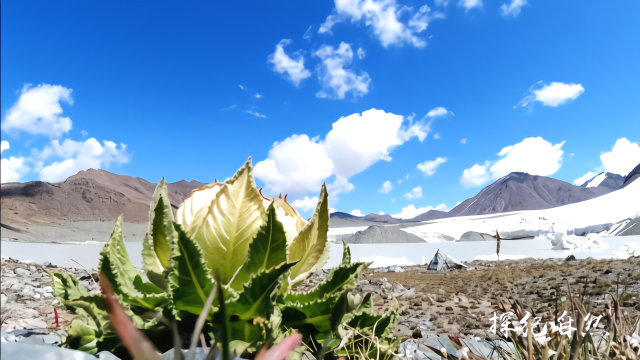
[391, 203, 448, 220]
[244, 110, 266, 118]
[501, 0, 526, 18]
[417, 156, 447, 176]
[600, 138, 640, 176]
[255, 93, 263, 99]
[38, 138, 129, 183]
[268, 39, 312, 87]
[254, 108, 432, 203]
[573, 172, 598, 186]
[350, 209, 364, 216]
[291, 196, 319, 212]
[517, 81, 585, 108]
[575, 138, 640, 183]
[458, 0, 482, 11]
[404, 186, 423, 199]
[2, 84, 73, 138]
[1, 141, 30, 183]
[378, 180, 393, 193]
[460, 138, 467, 144]
[460, 137, 565, 187]
[434, 133, 440, 139]
[460, 161, 491, 187]
[315, 42, 371, 99]
[332, 0, 443, 48]
[357, 48, 366, 59]
[319, 15, 341, 35]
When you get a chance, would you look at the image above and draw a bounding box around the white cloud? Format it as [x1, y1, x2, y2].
[268, 39, 312, 87]
[303, 26, 313, 41]
[501, 0, 526, 18]
[255, 93, 263, 99]
[458, 0, 482, 11]
[1, 141, 30, 183]
[517, 81, 585, 108]
[38, 138, 129, 183]
[81, 130, 88, 136]
[254, 135, 334, 196]
[391, 203, 448, 220]
[434, 0, 449, 6]
[350, 209, 364, 216]
[573, 172, 598, 186]
[239, 85, 244, 90]
[460, 137, 565, 187]
[425, 107, 449, 118]
[244, 110, 266, 118]
[460, 138, 467, 144]
[417, 156, 447, 176]
[254, 108, 431, 199]
[574, 138, 640, 182]
[409, 5, 445, 33]
[2, 84, 73, 138]
[357, 48, 366, 59]
[404, 186, 422, 199]
[490, 137, 564, 179]
[378, 180, 393, 193]
[434, 133, 440, 139]
[315, 42, 371, 99]
[333, 0, 443, 48]
[599, 138, 640, 176]
[379, 211, 384, 215]
[291, 196, 319, 212]
[319, 15, 341, 35]
[460, 161, 491, 187]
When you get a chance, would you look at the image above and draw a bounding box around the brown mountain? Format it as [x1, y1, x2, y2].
[1, 169, 206, 227]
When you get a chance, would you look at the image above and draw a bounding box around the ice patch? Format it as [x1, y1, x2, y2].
[611, 242, 640, 259]
[554, 233, 608, 251]
[474, 254, 527, 261]
[356, 255, 416, 268]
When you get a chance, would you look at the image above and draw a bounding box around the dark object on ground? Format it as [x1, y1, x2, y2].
[412, 328, 423, 339]
[565, 255, 577, 261]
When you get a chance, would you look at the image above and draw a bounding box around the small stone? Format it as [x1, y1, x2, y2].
[445, 306, 453, 311]
[15, 268, 31, 276]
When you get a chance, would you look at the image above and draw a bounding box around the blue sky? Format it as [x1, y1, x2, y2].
[2, 0, 640, 218]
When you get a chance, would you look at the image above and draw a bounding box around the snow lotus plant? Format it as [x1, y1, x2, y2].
[48, 158, 398, 359]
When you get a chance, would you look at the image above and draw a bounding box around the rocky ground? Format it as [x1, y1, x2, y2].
[1, 256, 100, 340]
[3, 255, 640, 345]
[306, 256, 640, 340]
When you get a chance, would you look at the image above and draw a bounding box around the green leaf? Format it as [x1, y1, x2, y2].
[65, 318, 99, 354]
[231, 203, 288, 291]
[347, 298, 398, 338]
[284, 262, 369, 305]
[227, 263, 295, 321]
[341, 242, 351, 266]
[142, 178, 175, 290]
[281, 293, 342, 333]
[100, 215, 166, 310]
[46, 270, 88, 301]
[287, 184, 330, 289]
[167, 223, 215, 317]
[187, 158, 266, 285]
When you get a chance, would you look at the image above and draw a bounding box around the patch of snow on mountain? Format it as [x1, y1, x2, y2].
[586, 173, 607, 188]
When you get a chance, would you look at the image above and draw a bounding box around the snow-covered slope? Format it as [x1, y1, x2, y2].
[398, 178, 640, 242]
[579, 172, 624, 190]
